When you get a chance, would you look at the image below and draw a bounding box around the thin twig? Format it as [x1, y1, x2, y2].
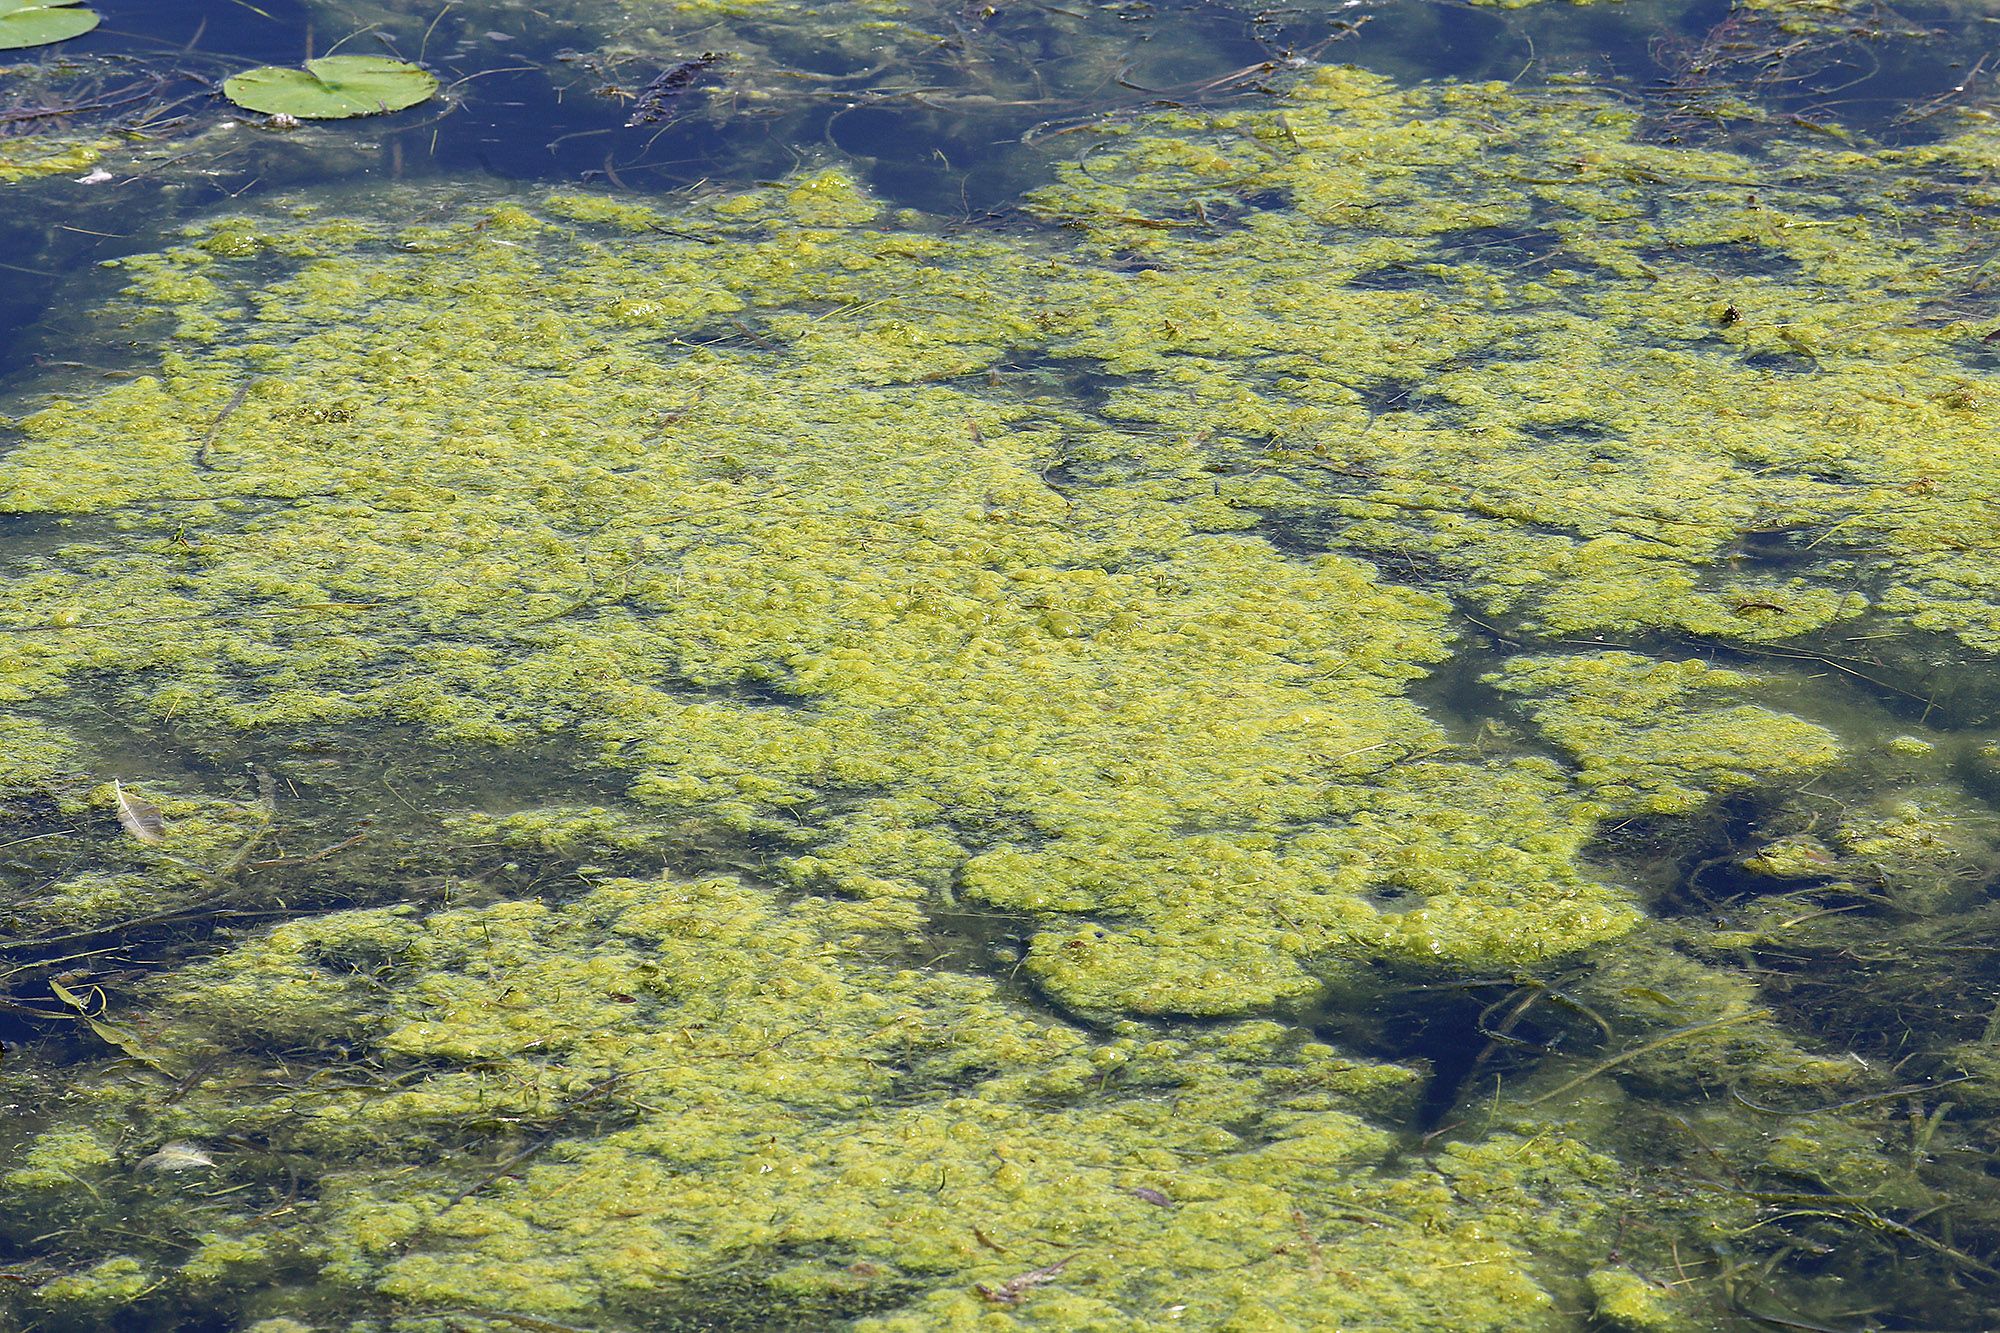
[194, 380, 254, 471]
[1530, 1010, 1769, 1105]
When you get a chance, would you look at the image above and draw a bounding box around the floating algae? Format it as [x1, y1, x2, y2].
[0, 45, 1997, 1333]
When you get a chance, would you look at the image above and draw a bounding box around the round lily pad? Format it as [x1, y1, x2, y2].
[222, 56, 438, 120]
[0, 0, 100, 51]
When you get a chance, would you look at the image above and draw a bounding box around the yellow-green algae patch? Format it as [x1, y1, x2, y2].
[0, 134, 105, 183]
[1, 869, 1736, 1329]
[1489, 653, 1842, 816]
[1024, 68, 1999, 663]
[1, 62, 1998, 1329]
[0, 161, 1666, 1004]
[7, 780, 275, 935]
[0, 714, 76, 790]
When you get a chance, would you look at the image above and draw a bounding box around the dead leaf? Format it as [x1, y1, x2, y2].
[48, 978, 176, 1074]
[136, 1141, 215, 1172]
[112, 780, 166, 844]
[47, 977, 99, 1015]
[974, 1253, 1075, 1305]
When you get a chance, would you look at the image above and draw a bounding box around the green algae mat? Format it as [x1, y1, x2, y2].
[2, 0, 2000, 1330]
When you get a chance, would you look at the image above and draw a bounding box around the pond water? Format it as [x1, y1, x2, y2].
[2, 0, 1999, 1329]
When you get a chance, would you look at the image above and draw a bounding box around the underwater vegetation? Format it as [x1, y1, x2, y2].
[0, 8, 1998, 1331]
[312, 0, 2000, 144]
[0, 54, 196, 183]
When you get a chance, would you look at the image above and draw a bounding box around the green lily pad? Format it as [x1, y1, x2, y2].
[222, 56, 438, 120]
[0, 0, 100, 51]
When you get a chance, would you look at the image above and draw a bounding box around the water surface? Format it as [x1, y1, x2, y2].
[2, 0, 1999, 1328]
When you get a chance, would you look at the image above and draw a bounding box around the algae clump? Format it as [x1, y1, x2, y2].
[0, 870, 1680, 1328]
[0, 159, 1665, 1007]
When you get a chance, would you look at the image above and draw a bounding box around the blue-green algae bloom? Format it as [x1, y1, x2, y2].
[0, 43, 1997, 1333]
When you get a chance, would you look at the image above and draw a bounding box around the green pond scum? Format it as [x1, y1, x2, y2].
[1, 0, 2000, 1327]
